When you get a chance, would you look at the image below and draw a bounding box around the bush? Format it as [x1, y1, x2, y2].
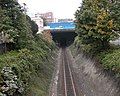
[0, 37, 57, 96]
[101, 49, 120, 74]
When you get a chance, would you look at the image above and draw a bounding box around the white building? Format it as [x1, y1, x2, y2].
[31, 14, 44, 34]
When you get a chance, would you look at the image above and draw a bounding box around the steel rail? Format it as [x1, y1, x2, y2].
[62, 48, 77, 96]
[62, 50, 67, 96]
[66, 52, 77, 96]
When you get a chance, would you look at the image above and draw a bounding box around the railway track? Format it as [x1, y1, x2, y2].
[51, 47, 118, 96]
[57, 48, 82, 96]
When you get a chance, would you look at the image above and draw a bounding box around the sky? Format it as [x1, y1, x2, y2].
[18, 0, 82, 19]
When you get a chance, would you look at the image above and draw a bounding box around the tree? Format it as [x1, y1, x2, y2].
[0, 0, 33, 49]
[109, 0, 120, 32]
[75, 0, 119, 53]
[0, 1, 19, 52]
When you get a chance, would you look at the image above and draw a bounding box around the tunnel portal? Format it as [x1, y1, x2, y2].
[45, 22, 76, 47]
[51, 30, 77, 47]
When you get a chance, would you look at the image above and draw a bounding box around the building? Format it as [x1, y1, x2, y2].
[31, 14, 44, 33]
[58, 18, 74, 22]
[35, 12, 54, 23]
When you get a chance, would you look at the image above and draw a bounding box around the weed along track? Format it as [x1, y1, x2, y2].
[57, 48, 83, 96]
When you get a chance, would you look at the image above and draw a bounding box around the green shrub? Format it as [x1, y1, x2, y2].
[99, 49, 120, 75]
[0, 40, 57, 96]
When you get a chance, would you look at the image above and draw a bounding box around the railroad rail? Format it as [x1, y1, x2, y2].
[57, 48, 80, 96]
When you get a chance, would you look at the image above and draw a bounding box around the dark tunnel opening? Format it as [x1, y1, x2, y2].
[51, 30, 77, 47]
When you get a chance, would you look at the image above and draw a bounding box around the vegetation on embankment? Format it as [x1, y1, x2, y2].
[0, 0, 57, 95]
[74, 0, 120, 77]
[97, 46, 120, 76]
[0, 37, 57, 96]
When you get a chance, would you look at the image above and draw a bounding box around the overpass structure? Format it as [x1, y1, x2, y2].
[46, 22, 75, 31]
[44, 22, 77, 46]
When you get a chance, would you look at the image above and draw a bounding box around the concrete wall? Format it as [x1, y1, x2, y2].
[69, 47, 120, 96]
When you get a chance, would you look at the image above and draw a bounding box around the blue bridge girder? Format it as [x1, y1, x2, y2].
[46, 22, 75, 32]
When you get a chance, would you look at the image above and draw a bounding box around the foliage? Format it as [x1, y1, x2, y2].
[0, 8, 17, 43]
[75, 0, 119, 54]
[0, 0, 33, 49]
[75, 0, 120, 77]
[0, 0, 57, 96]
[0, 36, 57, 95]
[109, 0, 120, 32]
[1, 67, 24, 96]
[97, 47, 120, 76]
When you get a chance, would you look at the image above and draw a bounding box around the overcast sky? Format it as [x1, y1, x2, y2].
[18, 0, 82, 19]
